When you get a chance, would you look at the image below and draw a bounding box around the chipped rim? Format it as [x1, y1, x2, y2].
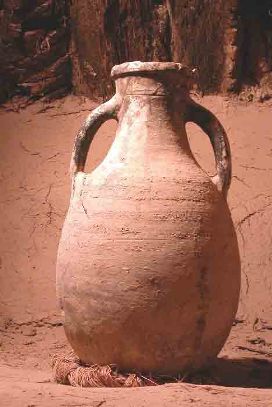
[111, 61, 192, 79]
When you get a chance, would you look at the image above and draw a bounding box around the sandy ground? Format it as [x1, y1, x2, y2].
[1, 94, 272, 405]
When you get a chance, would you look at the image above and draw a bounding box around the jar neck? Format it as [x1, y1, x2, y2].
[112, 90, 193, 164]
[115, 74, 189, 122]
[115, 74, 190, 98]
[119, 95, 187, 127]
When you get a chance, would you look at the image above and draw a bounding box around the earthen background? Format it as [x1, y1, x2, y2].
[1, 1, 272, 405]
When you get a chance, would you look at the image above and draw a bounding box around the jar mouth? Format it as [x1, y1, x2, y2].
[111, 61, 192, 79]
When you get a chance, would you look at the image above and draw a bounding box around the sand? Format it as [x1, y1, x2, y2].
[1, 94, 272, 405]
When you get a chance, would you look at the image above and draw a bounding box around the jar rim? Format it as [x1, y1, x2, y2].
[111, 61, 192, 79]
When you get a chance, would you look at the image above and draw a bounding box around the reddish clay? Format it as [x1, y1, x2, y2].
[56, 61, 241, 375]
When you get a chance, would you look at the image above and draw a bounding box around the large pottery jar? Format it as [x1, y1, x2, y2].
[57, 62, 240, 375]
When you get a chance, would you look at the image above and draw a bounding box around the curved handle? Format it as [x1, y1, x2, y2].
[185, 98, 231, 198]
[70, 96, 120, 178]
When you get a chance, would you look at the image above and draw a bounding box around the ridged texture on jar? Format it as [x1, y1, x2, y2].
[57, 65, 240, 375]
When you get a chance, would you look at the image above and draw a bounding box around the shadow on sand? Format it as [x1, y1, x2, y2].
[186, 357, 272, 389]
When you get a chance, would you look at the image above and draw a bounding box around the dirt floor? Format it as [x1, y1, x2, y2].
[1, 94, 272, 405]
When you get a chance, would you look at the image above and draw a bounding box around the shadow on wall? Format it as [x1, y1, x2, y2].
[71, 0, 230, 97]
[167, 0, 230, 93]
[103, 0, 171, 64]
[71, 0, 272, 99]
[235, 0, 272, 90]
[71, 0, 172, 100]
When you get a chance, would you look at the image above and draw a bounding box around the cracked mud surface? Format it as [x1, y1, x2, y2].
[1, 95, 272, 405]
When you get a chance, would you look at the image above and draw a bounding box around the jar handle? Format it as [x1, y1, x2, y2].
[185, 98, 231, 198]
[70, 96, 120, 178]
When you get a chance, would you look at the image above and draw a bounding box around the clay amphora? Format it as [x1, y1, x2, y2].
[57, 62, 240, 375]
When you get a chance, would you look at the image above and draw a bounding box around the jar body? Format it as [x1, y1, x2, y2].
[56, 71, 240, 375]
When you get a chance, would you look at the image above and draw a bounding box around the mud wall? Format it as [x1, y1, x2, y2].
[167, 0, 237, 92]
[235, 0, 272, 94]
[70, 0, 238, 98]
[71, 0, 236, 96]
[70, 0, 171, 99]
[1, 1, 272, 103]
[0, 0, 71, 104]
[71, 0, 272, 99]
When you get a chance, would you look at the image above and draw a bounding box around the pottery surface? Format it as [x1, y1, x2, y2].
[56, 61, 241, 375]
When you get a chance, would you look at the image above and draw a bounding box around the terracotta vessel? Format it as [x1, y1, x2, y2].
[57, 62, 240, 375]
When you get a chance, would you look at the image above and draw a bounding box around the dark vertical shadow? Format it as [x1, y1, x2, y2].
[235, 0, 272, 91]
[185, 357, 272, 389]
